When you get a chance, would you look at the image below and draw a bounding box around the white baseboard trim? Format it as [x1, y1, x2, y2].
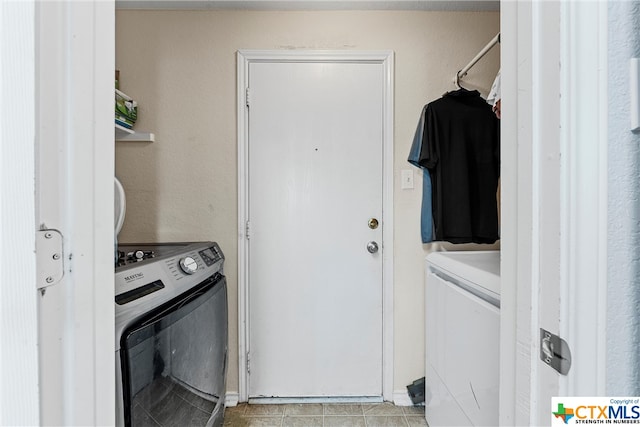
[249, 396, 383, 404]
[225, 392, 240, 407]
[228, 390, 419, 407]
[393, 390, 418, 407]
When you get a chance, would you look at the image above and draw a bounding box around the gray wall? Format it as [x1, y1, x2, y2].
[608, 0, 640, 395]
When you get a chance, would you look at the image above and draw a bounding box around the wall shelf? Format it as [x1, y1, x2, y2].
[115, 123, 155, 142]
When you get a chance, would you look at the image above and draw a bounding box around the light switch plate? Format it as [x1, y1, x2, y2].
[401, 169, 414, 189]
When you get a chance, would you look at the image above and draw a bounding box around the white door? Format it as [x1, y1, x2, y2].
[247, 59, 384, 398]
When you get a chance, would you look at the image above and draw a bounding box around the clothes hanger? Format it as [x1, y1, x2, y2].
[450, 32, 500, 94]
[443, 70, 467, 96]
[454, 70, 463, 90]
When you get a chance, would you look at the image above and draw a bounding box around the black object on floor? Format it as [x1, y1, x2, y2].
[407, 377, 426, 404]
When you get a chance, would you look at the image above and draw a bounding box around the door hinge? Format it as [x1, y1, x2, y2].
[540, 328, 572, 375]
[36, 229, 64, 290]
[247, 352, 251, 374]
[246, 220, 251, 240]
[246, 87, 251, 108]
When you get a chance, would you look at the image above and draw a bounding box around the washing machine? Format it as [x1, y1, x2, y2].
[425, 250, 500, 427]
[115, 241, 228, 427]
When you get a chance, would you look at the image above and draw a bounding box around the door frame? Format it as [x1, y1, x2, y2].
[1, 1, 114, 424]
[500, 1, 608, 424]
[35, 1, 115, 425]
[237, 50, 395, 403]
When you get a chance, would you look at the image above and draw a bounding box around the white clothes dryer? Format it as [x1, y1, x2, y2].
[424, 251, 500, 427]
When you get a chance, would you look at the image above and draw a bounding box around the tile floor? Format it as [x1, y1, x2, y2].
[223, 402, 428, 427]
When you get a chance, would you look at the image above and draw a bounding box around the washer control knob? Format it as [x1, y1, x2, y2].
[179, 256, 198, 275]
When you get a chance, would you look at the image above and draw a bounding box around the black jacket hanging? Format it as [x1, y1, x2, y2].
[417, 89, 500, 244]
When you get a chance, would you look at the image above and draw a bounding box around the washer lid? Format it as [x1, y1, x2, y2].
[426, 250, 500, 297]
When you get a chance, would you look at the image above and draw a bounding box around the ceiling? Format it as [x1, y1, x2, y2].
[115, 0, 500, 11]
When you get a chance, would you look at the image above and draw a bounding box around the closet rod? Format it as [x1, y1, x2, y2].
[454, 32, 500, 88]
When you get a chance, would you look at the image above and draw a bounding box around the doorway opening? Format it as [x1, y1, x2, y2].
[236, 50, 394, 403]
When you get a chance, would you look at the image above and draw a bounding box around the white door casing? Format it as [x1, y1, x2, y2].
[500, 1, 607, 425]
[36, 2, 115, 425]
[237, 50, 394, 402]
[1, 2, 115, 424]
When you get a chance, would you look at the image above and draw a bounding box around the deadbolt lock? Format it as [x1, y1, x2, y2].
[368, 218, 379, 229]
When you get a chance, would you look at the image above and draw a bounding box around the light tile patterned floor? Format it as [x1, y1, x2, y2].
[223, 402, 428, 427]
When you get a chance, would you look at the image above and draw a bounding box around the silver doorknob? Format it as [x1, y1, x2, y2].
[367, 241, 379, 254]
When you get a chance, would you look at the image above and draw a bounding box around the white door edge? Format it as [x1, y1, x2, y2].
[237, 49, 394, 403]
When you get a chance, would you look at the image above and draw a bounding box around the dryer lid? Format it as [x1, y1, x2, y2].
[426, 250, 500, 298]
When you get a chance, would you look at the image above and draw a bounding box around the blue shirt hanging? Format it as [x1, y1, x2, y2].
[408, 105, 433, 243]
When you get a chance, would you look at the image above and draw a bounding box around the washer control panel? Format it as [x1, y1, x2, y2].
[179, 256, 198, 274]
[199, 245, 223, 266]
[115, 241, 225, 303]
